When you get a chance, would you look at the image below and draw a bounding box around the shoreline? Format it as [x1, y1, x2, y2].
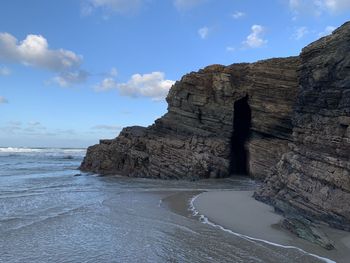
[163, 190, 350, 263]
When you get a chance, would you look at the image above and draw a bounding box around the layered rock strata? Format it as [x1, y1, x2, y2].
[255, 22, 350, 230]
[81, 21, 350, 230]
[80, 58, 299, 179]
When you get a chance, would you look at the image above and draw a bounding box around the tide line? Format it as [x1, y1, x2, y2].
[188, 193, 335, 263]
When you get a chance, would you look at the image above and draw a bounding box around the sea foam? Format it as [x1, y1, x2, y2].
[189, 193, 336, 263]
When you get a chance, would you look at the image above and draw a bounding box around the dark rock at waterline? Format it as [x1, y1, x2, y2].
[281, 217, 335, 250]
[62, 155, 74, 160]
[80, 22, 350, 231]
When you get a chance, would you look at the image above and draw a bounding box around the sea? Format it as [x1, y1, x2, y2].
[0, 147, 329, 263]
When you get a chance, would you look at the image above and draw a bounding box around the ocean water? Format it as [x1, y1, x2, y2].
[0, 147, 326, 263]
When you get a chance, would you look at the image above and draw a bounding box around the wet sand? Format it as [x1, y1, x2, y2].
[163, 190, 350, 263]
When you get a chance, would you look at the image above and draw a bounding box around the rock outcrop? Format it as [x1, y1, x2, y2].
[81, 58, 299, 179]
[255, 22, 350, 231]
[81, 21, 350, 230]
[280, 217, 335, 250]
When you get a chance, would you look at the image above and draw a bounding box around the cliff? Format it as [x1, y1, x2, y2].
[255, 22, 350, 231]
[80, 57, 299, 179]
[80, 21, 350, 230]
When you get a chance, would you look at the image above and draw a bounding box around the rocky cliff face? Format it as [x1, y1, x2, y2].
[80, 57, 299, 179]
[81, 21, 350, 230]
[255, 22, 350, 230]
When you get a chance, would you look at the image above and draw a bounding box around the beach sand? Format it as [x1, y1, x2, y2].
[162, 190, 350, 263]
[190, 191, 350, 263]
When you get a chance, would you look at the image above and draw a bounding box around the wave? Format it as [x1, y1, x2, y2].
[1, 205, 90, 233]
[0, 147, 86, 153]
[188, 194, 335, 263]
[0, 147, 43, 153]
[0, 147, 86, 159]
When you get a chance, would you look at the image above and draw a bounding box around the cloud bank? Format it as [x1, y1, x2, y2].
[289, 0, 350, 16]
[119, 72, 174, 100]
[53, 70, 89, 87]
[95, 70, 175, 101]
[0, 33, 81, 72]
[0, 32, 86, 87]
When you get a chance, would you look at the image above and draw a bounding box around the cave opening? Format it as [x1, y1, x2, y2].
[230, 95, 252, 176]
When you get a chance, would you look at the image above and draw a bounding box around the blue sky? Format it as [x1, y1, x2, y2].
[0, 0, 349, 148]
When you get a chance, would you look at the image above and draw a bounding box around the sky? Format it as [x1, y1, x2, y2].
[0, 0, 349, 148]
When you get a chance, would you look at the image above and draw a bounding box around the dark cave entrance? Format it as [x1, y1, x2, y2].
[229, 95, 252, 176]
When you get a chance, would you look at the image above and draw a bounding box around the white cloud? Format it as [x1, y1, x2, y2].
[198, 26, 209, 39]
[83, 0, 142, 15]
[0, 66, 11, 76]
[94, 77, 118, 91]
[95, 71, 175, 101]
[0, 33, 87, 87]
[289, 0, 300, 10]
[174, 0, 206, 10]
[0, 96, 8, 104]
[118, 72, 175, 100]
[0, 33, 82, 72]
[243, 25, 267, 48]
[94, 67, 120, 91]
[289, 0, 350, 16]
[289, 0, 321, 16]
[232, 11, 245, 19]
[324, 0, 350, 12]
[293, 26, 309, 40]
[318, 25, 336, 37]
[53, 70, 89, 87]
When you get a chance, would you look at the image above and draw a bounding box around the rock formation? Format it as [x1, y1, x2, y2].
[255, 22, 350, 231]
[80, 21, 350, 230]
[81, 58, 299, 179]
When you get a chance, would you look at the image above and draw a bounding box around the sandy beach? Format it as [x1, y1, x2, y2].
[188, 191, 350, 263]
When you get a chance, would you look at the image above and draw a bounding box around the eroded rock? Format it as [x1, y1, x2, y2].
[255, 21, 350, 231]
[81, 58, 299, 180]
[281, 217, 335, 250]
[80, 21, 350, 231]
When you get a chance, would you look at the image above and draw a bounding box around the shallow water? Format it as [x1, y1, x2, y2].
[0, 147, 326, 263]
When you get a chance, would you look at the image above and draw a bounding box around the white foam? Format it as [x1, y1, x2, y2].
[0, 147, 42, 153]
[0, 147, 86, 158]
[0, 147, 86, 153]
[189, 194, 336, 263]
